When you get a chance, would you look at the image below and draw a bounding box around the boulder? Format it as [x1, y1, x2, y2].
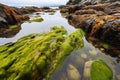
[0, 27, 84, 80]
[0, 3, 29, 28]
[67, 1, 120, 47]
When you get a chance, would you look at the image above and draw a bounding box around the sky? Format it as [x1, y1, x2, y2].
[0, 0, 68, 7]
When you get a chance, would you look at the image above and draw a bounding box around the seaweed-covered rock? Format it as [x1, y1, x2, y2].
[0, 24, 21, 38]
[83, 60, 113, 80]
[91, 60, 113, 80]
[29, 17, 43, 23]
[0, 27, 84, 80]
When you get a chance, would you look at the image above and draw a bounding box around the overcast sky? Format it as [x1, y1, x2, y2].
[0, 0, 68, 6]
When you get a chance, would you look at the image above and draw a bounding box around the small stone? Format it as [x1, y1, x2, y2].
[83, 60, 93, 78]
[89, 49, 97, 55]
[67, 64, 81, 80]
[100, 48, 104, 51]
[117, 74, 120, 80]
[80, 53, 87, 59]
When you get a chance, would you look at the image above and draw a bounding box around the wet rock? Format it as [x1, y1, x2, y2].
[80, 53, 87, 59]
[101, 19, 120, 46]
[60, 8, 69, 13]
[0, 27, 84, 80]
[67, 1, 120, 47]
[89, 49, 98, 55]
[83, 60, 113, 80]
[83, 60, 93, 79]
[67, 64, 81, 80]
[67, 0, 119, 5]
[90, 60, 113, 80]
[0, 25, 21, 38]
[0, 3, 29, 28]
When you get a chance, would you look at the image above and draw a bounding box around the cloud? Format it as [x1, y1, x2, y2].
[0, 0, 68, 5]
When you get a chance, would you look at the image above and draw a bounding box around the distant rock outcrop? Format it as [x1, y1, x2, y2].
[0, 4, 30, 28]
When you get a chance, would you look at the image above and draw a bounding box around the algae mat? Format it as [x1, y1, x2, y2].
[0, 26, 84, 80]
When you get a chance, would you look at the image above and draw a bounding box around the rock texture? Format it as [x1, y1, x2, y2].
[0, 27, 84, 80]
[0, 4, 30, 28]
[0, 4, 52, 29]
[62, 0, 120, 48]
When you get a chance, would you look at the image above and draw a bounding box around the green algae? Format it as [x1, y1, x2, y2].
[10, 25, 18, 29]
[91, 60, 113, 80]
[30, 17, 43, 22]
[0, 26, 84, 80]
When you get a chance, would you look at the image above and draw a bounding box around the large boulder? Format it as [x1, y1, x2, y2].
[67, 1, 120, 47]
[0, 27, 84, 80]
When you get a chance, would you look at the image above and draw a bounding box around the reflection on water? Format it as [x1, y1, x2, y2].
[0, 10, 75, 45]
[0, 10, 120, 80]
[50, 37, 120, 80]
[0, 25, 21, 38]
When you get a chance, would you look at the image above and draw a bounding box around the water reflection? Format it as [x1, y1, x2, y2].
[0, 25, 21, 38]
[0, 10, 75, 45]
[50, 37, 120, 80]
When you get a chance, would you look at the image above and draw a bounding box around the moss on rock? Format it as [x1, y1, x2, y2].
[30, 17, 43, 22]
[91, 60, 113, 80]
[0, 26, 84, 80]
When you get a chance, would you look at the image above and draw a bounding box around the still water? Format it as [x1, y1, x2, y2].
[0, 10, 120, 80]
[0, 10, 75, 45]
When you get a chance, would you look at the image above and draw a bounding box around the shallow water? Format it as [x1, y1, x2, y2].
[0, 10, 75, 45]
[50, 37, 120, 80]
[0, 10, 120, 80]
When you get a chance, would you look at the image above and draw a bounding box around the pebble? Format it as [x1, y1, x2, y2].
[80, 53, 87, 59]
[67, 64, 81, 80]
[89, 49, 97, 55]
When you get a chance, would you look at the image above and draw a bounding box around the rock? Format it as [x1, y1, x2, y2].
[101, 19, 120, 46]
[89, 49, 98, 55]
[59, 5, 67, 9]
[67, 64, 81, 80]
[60, 8, 69, 13]
[41, 6, 50, 9]
[80, 53, 87, 59]
[83, 60, 93, 79]
[83, 60, 113, 80]
[29, 17, 43, 23]
[0, 3, 30, 28]
[0, 25, 21, 38]
[0, 27, 84, 80]
[67, 1, 120, 47]
[67, 0, 119, 5]
[90, 60, 113, 80]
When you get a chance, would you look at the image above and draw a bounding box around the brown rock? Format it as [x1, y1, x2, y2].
[67, 1, 120, 47]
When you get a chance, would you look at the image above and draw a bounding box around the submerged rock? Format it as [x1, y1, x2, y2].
[67, 64, 81, 80]
[0, 26, 84, 80]
[90, 60, 113, 80]
[29, 17, 43, 23]
[0, 24, 21, 38]
[83, 60, 113, 80]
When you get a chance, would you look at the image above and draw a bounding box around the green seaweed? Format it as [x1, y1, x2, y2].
[0, 26, 84, 80]
[91, 60, 113, 80]
[30, 17, 43, 22]
[9, 25, 18, 29]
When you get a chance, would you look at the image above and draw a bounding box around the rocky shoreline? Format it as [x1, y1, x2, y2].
[60, 0, 120, 57]
[0, 4, 55, 29]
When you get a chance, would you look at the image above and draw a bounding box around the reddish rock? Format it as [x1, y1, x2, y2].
[60, 8, 69, 13]
[0, 4, 30, 28]
[67, 1, 120, 47]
